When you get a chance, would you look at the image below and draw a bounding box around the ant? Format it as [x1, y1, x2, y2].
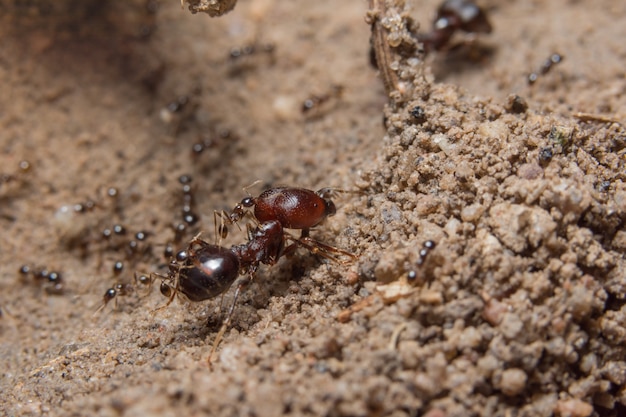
[215, 185, 345, 241]
[227, 42, 276, 76]
[301, 85, 344, 119]
[415, 0, 493, 52]
[19, 265, 64, 295]
[528, 53, 563, 85]
[191, 129, 236, 156]
[407, 240, 437, 282]
[1, 160, 31, 190]
[156, 218, 355, 365]
[178, 174, 200, 226]
[338, 240, 437, 323]
[94, 273, 152, 314]
[159, 95, 194, 132]
[229, 43, 275, 61]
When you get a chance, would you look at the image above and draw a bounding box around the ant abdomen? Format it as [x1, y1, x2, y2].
[254, 187, 336, 230]
[176, 246, 240, 302]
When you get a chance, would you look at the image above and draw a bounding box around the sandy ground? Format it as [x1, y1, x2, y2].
[0, 0, 625, 416]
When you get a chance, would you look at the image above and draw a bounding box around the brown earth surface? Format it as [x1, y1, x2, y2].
[0, 1, 625, 416]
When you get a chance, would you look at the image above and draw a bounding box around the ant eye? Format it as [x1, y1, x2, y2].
[160, 282, 173, 297]
[176, 250, 189, 262]
[241, 197, 254, 207]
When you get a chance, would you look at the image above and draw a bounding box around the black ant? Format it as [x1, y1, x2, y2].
[0, 160, 31, 190]
[94, 273, 152, 314]
[215, 186, 344, 241]
[407, 239, 437, 282]
[415, 0, 492, 52]
[229, 43, 275, 61]
[92, 231, 160, 314]
[178, 174, 200, 226]
[301, 85, 344, 119]
[157, 174, 201, 262]
[528, 53, 563, 85]
[19, 265, 64, 295]
[57, 187, 119, 218]
[1, 160, 32, 220]
[191, 129, 236, 156]
[156, 217, 355, 365]
[95, 283, 134, 314]
[99, 223, 153, 260]
[159, 95, 196, 135]
[227, 42, 276, 76]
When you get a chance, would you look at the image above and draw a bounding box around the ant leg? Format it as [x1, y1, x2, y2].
[207, 275, 253, 366]
[214, 203, 257, 244]
[93, 283, 133, 316]
[188, 232, 205, 247]
[93, 287, 117, 316]
[151, 272, 179, 314]
[134, 272, 154, 298]
[213, 210, 231, 244]
[241, 179, 262, 195]
[316, 187, 365, 199]
[316, 187, 339, 199]
[214, 184, 261, 244]
[285, 234, 357, 264]
[217, 292, 226, 315]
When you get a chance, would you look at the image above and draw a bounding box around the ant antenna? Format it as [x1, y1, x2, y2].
[242, 179, 263, 196]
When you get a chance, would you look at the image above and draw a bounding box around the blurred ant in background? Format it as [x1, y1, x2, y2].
[1, 160, 32, 221]
[369, 0, 493, 74]
[528, 53, 564, 85]
[0, 160, 31, 191]
[415, 0, 492, 52]
[19, 265, 64, 295]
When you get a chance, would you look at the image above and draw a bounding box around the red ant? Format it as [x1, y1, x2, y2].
[215, 185, 344, 241]
[156, 217, 355, 365]
[416, 0, 492, 52]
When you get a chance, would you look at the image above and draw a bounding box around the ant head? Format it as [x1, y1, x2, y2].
[324, 199, 337, 217]
[241, 197, 255, 208]
[175, 250, 189, 263]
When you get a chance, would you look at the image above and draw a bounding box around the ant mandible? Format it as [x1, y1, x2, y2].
[156, 218, 355, 366]
[216, 185, 343, 240]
